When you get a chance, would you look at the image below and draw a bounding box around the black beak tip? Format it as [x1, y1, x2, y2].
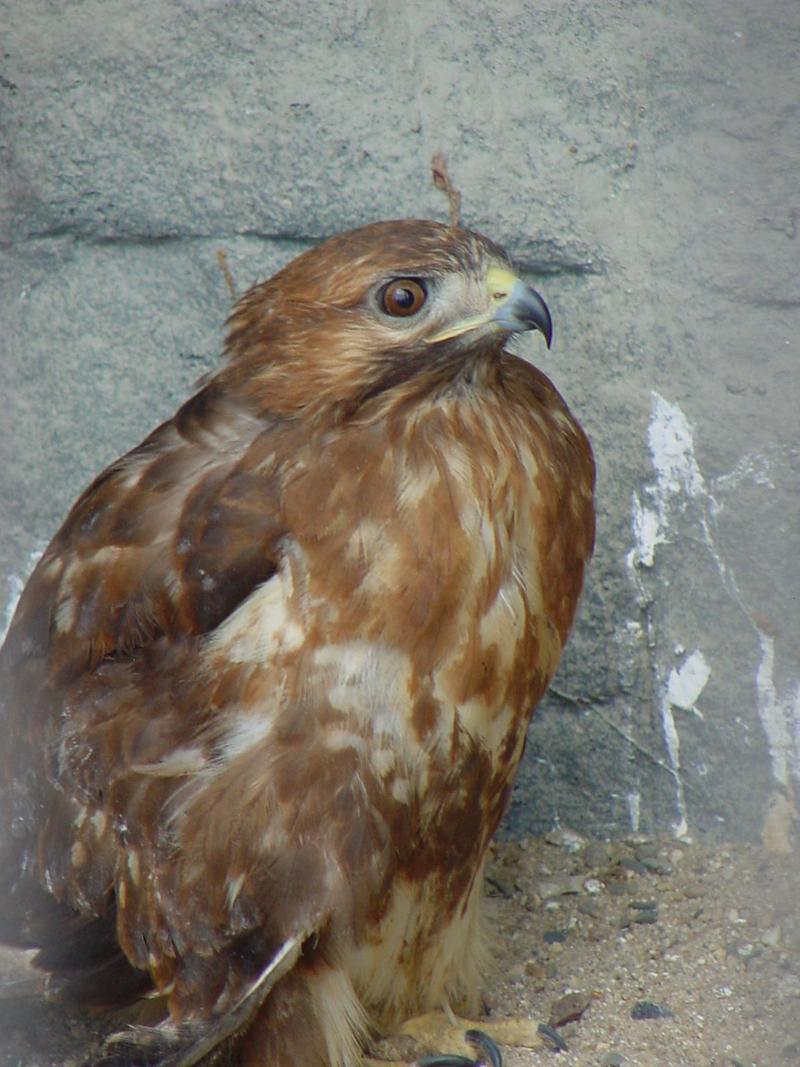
[541, 311, 553, 350]
[521, 284, 553, 350]
[530, 297, 553, 350]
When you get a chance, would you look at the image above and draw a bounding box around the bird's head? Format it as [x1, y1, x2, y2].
[223, 219, 552, 418]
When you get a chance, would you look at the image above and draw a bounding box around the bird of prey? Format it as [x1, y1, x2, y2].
[0, 219, 595, 1066]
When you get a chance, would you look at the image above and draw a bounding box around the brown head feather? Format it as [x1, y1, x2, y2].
[223, 219, 512, 417]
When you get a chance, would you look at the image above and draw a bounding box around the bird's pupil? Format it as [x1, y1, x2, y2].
[394, 287, 414, 308]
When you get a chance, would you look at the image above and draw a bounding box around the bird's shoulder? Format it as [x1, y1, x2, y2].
[0, 382, 294, 689]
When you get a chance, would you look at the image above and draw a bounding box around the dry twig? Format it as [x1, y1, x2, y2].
[431, 152, 462, 228]
[216, 248, 238, 300]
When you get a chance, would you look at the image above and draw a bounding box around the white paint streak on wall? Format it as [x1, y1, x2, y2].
[756, 633, 800, 788]
[627, 393, 706, 575]
[626, 790, 641, 832]
[630, 394, 709, 835]
[647, 393, 705, 501]
[667, 650, 711, 716]
[627, 392, 800, 829]
[629, 492, 660, 569]
[658, 688, 689, 838]
[659, 648, 711, 838]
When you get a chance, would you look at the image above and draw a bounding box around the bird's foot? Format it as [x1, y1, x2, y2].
[368, 1010, 549, 1067]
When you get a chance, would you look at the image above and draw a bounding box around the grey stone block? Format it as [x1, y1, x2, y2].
[2, 0, 798, 845]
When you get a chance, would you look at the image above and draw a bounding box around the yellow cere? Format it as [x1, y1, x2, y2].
[484, 266, 521, 305]
[425, 266, 523, 345]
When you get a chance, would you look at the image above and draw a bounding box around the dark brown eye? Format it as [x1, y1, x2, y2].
[380, 278, 427, 317]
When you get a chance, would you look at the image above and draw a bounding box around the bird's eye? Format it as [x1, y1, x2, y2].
[380, 279, 427, 318]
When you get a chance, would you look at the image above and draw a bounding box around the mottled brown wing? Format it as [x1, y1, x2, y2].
[0, 381, 291, 1001]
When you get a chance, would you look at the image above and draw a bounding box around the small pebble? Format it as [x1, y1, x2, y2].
[630, 911, 658, 925]
[631, 999, 674, 1020]
[762, 925, 781, 947]
[549, 991, 591, 1027]
[633, 841, 660, 861]
[624, 899, 659, 926]
[683, 883, 705, 899]
[485, 875, 514, 899]
[537, 875, 585, 898]
[544, 928, 570, 944]
[639, 856, 672, 875]
[545, 828, 585, 852]
[578, 897, 601, 916]
[583, 841, 612, 868]
[623, 833, 651, 847]
[619, 857, 648, 875]
[599, 1054, 628, 1067]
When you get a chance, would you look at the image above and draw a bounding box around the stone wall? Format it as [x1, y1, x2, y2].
[2, 0, 798, 845]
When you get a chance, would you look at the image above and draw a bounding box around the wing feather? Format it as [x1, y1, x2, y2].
[94, 934, 306, 1067]
[0, 382, 293, 987]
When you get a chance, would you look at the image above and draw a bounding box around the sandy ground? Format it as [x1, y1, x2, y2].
[1, 832, 797, 1067]
[479, 833, 800, 1067]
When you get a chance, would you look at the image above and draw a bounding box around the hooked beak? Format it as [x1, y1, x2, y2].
[425, 266, 553, 349]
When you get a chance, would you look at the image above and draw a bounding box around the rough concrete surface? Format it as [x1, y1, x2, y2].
[1, 0, 798, 850]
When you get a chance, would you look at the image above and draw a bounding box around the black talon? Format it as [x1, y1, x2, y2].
[417, 1057, 475, 1067]
[537, 1022, 568, 1052]
[465, 1030, 503, 1067]
[415, 1027, 503, 1067]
